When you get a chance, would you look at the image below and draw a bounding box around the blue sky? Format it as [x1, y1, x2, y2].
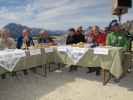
[0, 0, 133, 30]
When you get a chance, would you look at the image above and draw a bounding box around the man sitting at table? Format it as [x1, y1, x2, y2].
[67, 27, 86, 72]
[86, 25, 106, 75]
[38, 30, 54, 45]
[66, 28, 77, 72]
[0, 28, 16, 49]
[66, 27, 86, 45]
[66, 28, 75, 45]
[90, 25, 107, 46]
[72, 26, 86, 44]
[16, 29, 34, 49]
[106, 20, 129, 49]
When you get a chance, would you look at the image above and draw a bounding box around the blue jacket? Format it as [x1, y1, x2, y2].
[16, 36, 34, 49]
[38, 38, 49, 44]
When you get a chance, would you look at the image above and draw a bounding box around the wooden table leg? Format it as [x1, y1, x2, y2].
[102, 69, 112, 86]
[42, 64, 47, 77]
[102, 69, 106, 85]
[48, 64, 52, 72]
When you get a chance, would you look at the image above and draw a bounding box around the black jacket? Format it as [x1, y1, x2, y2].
[66, 35, 74, 45]
[66, 34, 86, 45]
[72, 34, 86, 44]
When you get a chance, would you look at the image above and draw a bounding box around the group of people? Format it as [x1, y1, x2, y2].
[66, 20, 129, 49]
[0, 20, 130, 50]
[0, 19, 131, 77]
[66, 26, 86, 45]
[66, 20, 130, 74]
[16, 29, 55, 49]
[0, 28, 54, 50]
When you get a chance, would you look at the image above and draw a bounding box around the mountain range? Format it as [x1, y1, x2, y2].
[4, 23, 66, 39]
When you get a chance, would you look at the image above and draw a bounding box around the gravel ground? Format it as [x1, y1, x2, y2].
[0, 68, 133, 100]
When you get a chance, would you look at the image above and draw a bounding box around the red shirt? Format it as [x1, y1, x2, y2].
[95, 32, 106, 46]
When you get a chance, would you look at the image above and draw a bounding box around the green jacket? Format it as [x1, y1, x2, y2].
[106, 32, 129, 49]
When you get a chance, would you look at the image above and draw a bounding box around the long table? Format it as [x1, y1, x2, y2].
[0, 48, 55, 75]
[0, 46, 128, 85]
[54, 47, 125, 78]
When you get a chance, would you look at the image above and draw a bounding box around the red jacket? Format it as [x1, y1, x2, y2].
[95, 32, 106, 46]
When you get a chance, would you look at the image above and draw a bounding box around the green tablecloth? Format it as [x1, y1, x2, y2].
[55, 47, 125, 78]
[0, 47, 127, 78]
[13, 54, 43, 71]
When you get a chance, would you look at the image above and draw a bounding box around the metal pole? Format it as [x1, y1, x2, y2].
[118, 15, 121, 23]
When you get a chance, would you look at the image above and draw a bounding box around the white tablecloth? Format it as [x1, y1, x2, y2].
[0, 49, 26, 71]
[57, 46, 88, 64]
[0, 49, 41, 72]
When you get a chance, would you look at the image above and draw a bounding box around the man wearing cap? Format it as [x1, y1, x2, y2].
[16, 29, 34, 49]
[106, 20, 129, 49]
[38, 30, 54, 45]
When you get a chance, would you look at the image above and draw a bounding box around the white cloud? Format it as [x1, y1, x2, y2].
[0, 0, 132, 30]
[0, 7, 20, 21]
[28, 0, 107, 28]
[35, 0, 101, 18]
